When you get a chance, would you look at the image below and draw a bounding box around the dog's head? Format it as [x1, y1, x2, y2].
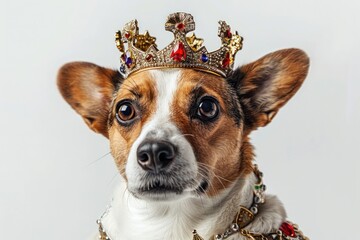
[58, 48, 309, 201]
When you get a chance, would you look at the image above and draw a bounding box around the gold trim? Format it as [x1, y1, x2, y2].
[127, 66, 224, 78]
[192, 230, 204, 240]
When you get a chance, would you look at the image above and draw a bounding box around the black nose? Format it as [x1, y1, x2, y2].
[137, 140, 176, 173]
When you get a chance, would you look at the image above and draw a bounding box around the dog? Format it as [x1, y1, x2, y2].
[57, 12, 309, 240]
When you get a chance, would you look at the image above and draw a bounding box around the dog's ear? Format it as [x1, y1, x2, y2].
[57, 62, 122, 138]
[229, 48, 309, 130]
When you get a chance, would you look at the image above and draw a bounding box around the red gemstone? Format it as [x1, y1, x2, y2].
[170, 42, 186, 62]
[280, 222, 296, 237]
[176, 23, 185, 31]
[121, 53, 126, 61]
[226, 29, 232, 38]
[125, 32, 131, 39]
[222, 52, 231, 68]
[145, 54, 153, 62]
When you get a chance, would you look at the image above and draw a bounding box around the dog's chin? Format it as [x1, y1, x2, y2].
[129, 179, 209, 202]
[134, 188, 184, 201]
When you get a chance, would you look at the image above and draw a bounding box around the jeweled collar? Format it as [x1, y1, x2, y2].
[96, 166, 309, 240]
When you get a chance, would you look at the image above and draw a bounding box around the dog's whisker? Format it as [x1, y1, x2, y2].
[171, 133, 195, 142]
[211, 172, 232, 184]
[197, 164, 229, 196]
[118, 79, 143, 97]
[197, 162, 233, 183]
[197, 167, 219, 196]
[196, 167, 216, 194]
[108, 172, 120, 186]
[118, 83, 132, 91]
[121, 186, 127, 203]
[125, 186, 132, 211]
[128, 76, 140, 89]
[85, 152, 111, 167]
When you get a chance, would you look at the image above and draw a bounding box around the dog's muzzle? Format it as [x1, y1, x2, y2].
[137, 140, 176, 173]
[125, 123, 201, 200]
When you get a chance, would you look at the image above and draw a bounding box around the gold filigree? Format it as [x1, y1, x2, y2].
[229, 32, 243, 56]
[135, 31, 157, 51]
[97, 220, 109, 240]
[115, 30, 124, 52]
[192, 230, 204, 240]
[115, 12, 244, 77]
[186, 33, 204, 51]
[235, 206, 255, 228]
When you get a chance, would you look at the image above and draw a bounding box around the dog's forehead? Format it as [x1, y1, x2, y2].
[116, 69, 230, 103]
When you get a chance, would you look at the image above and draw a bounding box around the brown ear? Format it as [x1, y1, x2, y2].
[57, 62, 122, 138]
[229, 48, 309, 130]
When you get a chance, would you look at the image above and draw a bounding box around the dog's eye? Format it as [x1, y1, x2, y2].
[116, 101, 136, 123]
[197, 98, 219, 120]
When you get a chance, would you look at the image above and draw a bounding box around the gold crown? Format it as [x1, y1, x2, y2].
[115, 12, 243, 77]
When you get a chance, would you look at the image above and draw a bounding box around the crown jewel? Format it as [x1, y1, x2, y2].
[115, 12, 243, 77]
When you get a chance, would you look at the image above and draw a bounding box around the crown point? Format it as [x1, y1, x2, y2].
[165, 12, 195, 34]
[186, 33, 204, 51]
[134, 31, 157, 51]
[170, 42, 186, 62]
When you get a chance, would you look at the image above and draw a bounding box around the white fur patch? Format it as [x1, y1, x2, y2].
[125, 69, 198, 199]
[99, 172, 286, 240]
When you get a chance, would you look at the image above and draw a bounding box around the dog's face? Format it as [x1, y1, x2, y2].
[108, 69, 244, 200]
[58, 49, 309, 201]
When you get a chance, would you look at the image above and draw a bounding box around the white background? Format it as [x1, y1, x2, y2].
[1, 0, 359, 239]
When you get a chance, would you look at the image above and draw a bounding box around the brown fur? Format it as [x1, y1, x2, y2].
[57, 48, 309, 197]
[171, 70, 245, 196]
[57, 62, 121, 137]
[232, 48, 310, 133]
[108, 71, 158, 176]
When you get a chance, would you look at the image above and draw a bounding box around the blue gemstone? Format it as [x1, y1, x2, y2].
[125, 57, 133, 66]
[119, 64, 126, 74]
[201, 53, 209, 62]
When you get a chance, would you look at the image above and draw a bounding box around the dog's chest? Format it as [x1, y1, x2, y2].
[98, 178, 256, 240]
[103, 205, 205, 239]
[100, 183, 214, 240]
